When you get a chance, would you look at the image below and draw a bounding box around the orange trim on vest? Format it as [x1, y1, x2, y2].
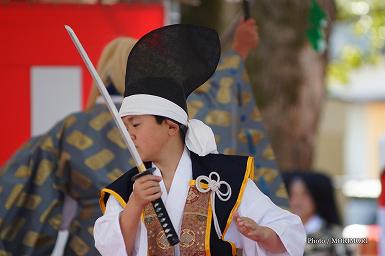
[190, 175, 242, 256]
[99, 188, 127, 214]
[205, 198, 213, 256]
[230, 241, 237, 255]
[222, 156, 254, 240]
[99, 190, 106, 214]
[189, 179, 209, 189]
[190, 180, 213, 255]
[248, 156, 255, 180]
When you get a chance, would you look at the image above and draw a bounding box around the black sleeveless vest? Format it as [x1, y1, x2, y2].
[99, 152, 254, 256]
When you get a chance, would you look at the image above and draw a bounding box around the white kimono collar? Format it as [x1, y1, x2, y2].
[152, 147, 192, 233]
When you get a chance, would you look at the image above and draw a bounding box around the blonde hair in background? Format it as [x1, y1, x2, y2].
[86, 37, 138, 109]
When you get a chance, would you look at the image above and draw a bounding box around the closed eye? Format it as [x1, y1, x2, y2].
[133, 123, 140, 128]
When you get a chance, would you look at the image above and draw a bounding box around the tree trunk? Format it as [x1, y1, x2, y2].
[182, 0, 336, 171]
[249, 0, 336, 170]
[257, 44, 328, 170]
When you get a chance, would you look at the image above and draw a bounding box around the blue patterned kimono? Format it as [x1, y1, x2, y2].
[188, 50, 287, 206]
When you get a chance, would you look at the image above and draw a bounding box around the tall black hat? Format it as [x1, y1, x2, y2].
[118, 24, 221, 156]
[119, 24, 220, 117]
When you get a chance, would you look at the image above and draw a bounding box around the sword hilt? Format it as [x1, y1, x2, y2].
[132, 168, 180, 246]
[151, 198, 180, 246]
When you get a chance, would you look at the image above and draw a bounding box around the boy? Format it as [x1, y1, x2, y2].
[94, 24, 305, 255]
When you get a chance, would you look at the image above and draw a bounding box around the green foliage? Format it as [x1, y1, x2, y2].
[328, 0, 385, 85]
[306, 0, 327, 53]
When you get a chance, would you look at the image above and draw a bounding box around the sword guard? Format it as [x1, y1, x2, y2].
[131, 167, 156, 182]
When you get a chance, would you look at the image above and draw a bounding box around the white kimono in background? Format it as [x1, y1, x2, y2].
[94, 149, 306, 256]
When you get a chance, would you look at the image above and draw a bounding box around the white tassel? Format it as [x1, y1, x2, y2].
[195, 172, 232, 239]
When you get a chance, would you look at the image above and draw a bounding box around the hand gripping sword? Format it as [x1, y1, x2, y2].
[65, 25, 180, 246]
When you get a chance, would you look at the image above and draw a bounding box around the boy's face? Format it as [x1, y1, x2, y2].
[121, 115, 170, 162]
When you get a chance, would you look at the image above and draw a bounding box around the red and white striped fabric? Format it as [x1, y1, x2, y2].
[0, 3, 164, 166]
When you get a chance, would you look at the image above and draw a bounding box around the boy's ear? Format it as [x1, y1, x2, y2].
[165, 119, 180, 136]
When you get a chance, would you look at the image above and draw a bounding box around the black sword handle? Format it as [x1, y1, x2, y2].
[132, 168, 180, 246]
[151, 198, 180, 246]
[243, 0, 250, 20]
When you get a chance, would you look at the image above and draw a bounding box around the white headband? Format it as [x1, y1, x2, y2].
[119, 94, 218, 156]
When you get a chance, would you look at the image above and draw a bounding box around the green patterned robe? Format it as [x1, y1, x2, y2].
[0, 50, 287, 255]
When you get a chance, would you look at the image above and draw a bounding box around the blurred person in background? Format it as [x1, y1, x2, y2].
[283, 171, 354, 256]
[0, 19, 287, 255]
[0, 37, 138, 256]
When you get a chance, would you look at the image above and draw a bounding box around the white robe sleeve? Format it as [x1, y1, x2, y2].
[224, 179, 306, 256]
[94, 196, 141, 256]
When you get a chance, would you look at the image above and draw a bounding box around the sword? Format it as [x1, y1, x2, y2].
[64, 25, 180, 246]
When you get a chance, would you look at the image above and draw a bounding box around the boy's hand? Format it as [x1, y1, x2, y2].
[130, 175, 162, 208]
[234, 212, 269, 242]
[234, 212, 286, 253]
[232, 19, 259, 60]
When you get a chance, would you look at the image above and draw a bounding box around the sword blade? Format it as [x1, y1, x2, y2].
[65, 26, 181, 246]
[64, 25, 146, 172]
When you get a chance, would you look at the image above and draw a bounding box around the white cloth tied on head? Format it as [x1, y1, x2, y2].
[119, 94, 218, 156]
